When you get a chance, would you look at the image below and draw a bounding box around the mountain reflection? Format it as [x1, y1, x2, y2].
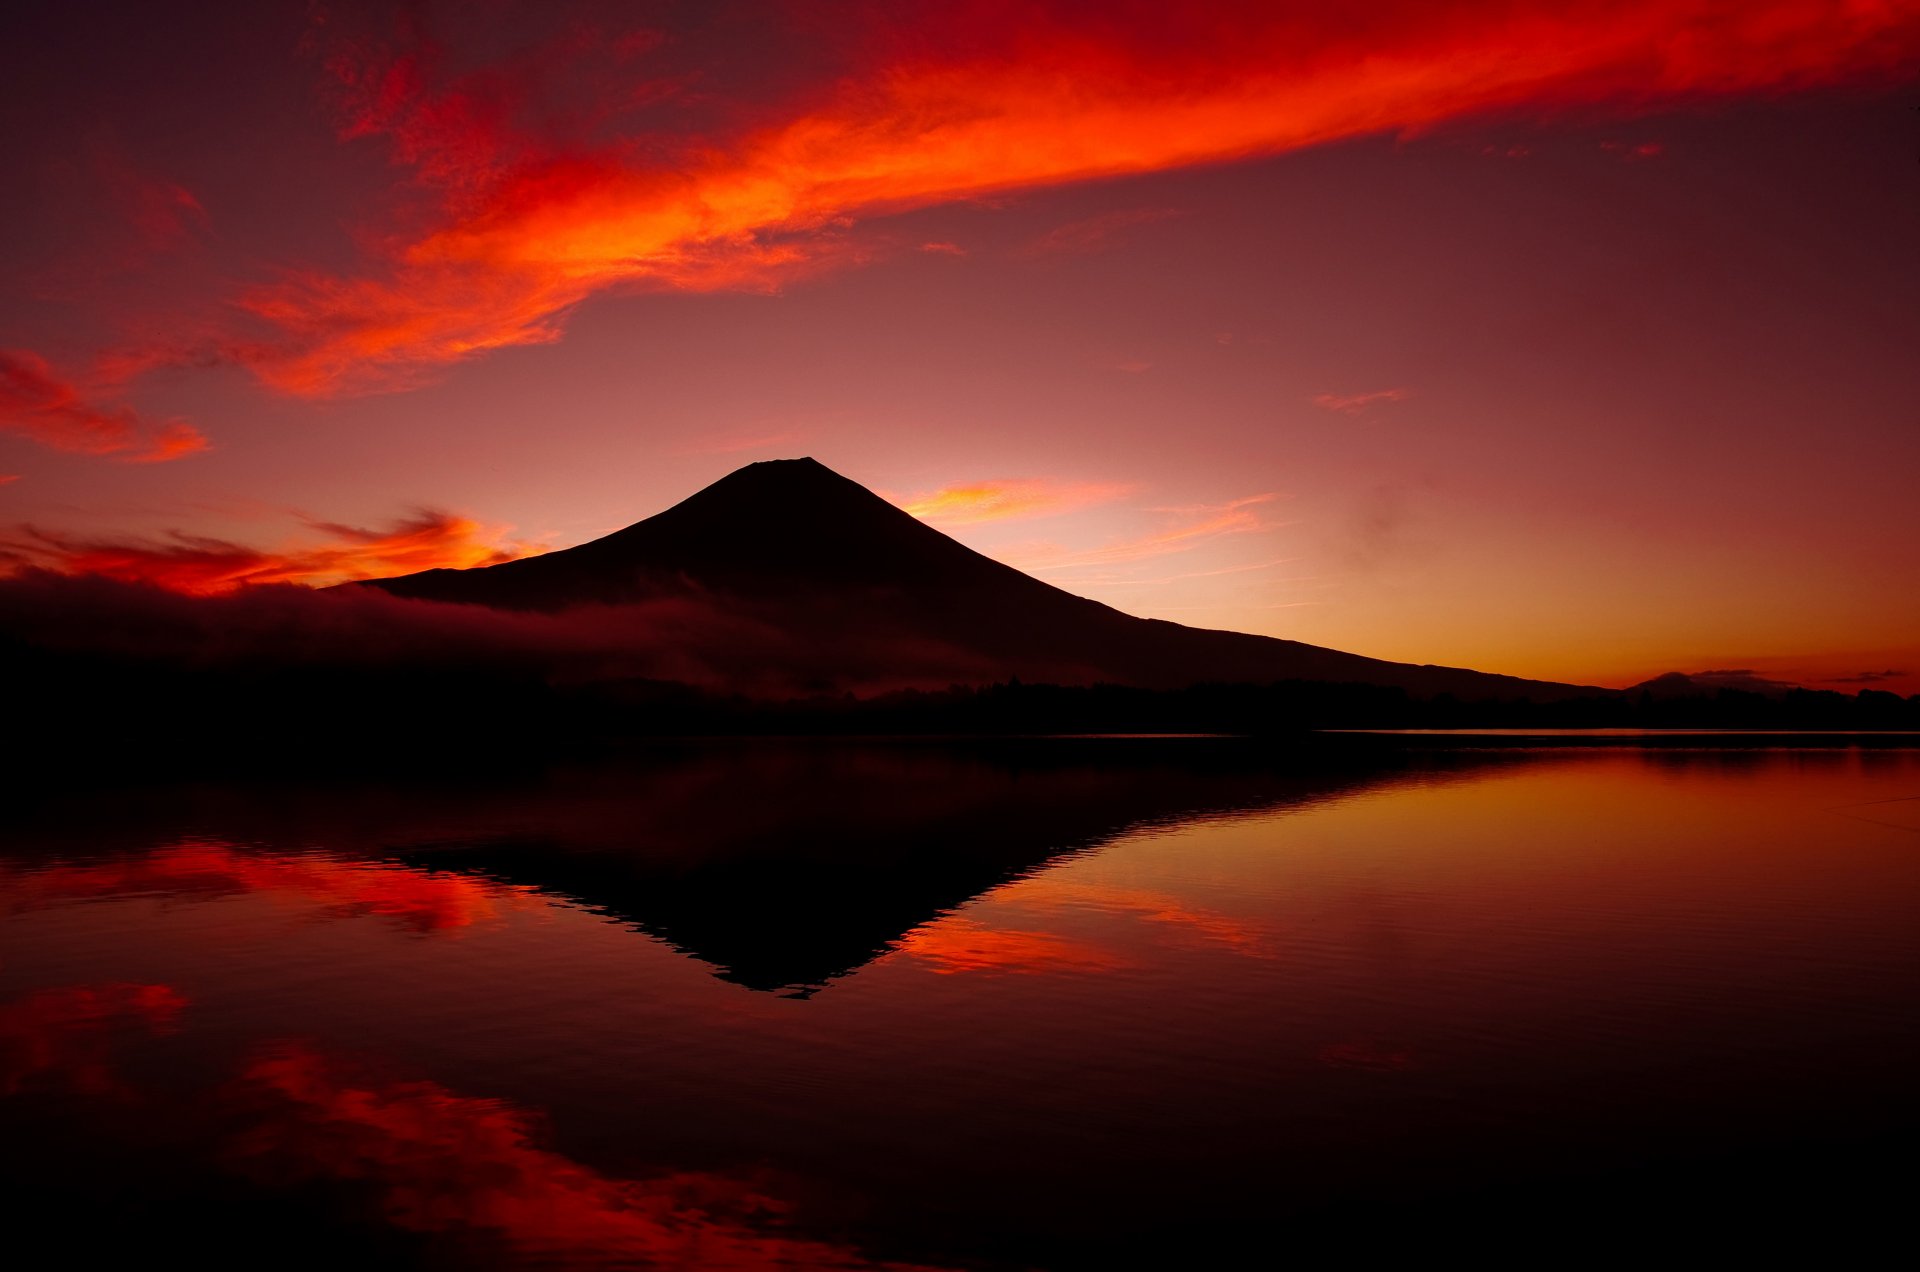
[0, 740, 1489, 994]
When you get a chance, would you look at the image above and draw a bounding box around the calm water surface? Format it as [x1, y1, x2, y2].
[3, 741, 1917, 1266]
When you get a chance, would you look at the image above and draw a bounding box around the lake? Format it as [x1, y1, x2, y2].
[3, 739, 1916, 1266]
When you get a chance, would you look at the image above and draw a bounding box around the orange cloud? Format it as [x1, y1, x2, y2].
[0, 349, 210, 462]
[230, 2, 1920, 395]
[1313, 388, 1410, 414]
[232, 1042, 943, 1268]
[3, 508, 544, 595]
[897, 478, 1132, 525]
[2, 841, 534, 935]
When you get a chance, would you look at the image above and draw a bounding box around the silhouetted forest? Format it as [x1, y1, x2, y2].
[13, 631, 1917, 780]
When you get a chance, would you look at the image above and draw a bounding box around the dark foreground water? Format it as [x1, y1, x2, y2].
[3, 740, 1916, 1267]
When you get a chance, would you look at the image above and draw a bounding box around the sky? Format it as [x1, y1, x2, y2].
[1, 0, 1916, 692]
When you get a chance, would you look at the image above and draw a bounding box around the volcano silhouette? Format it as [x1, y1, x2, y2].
[361, 457, 1590, 699]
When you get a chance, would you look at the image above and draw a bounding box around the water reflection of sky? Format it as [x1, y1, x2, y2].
[3, 744, 1918, 1265]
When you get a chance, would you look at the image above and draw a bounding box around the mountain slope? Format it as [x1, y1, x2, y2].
[360, 458, 1599, 700]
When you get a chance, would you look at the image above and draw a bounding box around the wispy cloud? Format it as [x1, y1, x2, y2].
[1006, 493, 1281, 572]
[1826, 669, 1907, 685]
[897, 478, 1133, 526]
[3, 510, 545, 594]
[0, 349, 210, 462]
[1312, 388, 1409, 415]
[1018, 207, 1186, 258]
[918, 240, 967, 256]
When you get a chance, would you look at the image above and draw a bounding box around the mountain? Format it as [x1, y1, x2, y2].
[359, 457, 1599, 700]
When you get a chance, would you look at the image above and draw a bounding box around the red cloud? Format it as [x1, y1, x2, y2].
[2, 509, 544, 594]
[0, 349, 210, 462]
[223, 1, 1920, 396]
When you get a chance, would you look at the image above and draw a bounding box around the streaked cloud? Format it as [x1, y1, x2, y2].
[3, 509, 545, 594]
[1312, 387, 1409, 415]
[1018, 207, 1186, 258]
[0, 349, 210, 462]
[1005, 493, 1281, 572]
[897, 478, 1133, 525]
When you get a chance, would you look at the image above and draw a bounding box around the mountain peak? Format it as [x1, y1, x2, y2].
[645, 456, 914, 536]
[691, 456, 865, 499]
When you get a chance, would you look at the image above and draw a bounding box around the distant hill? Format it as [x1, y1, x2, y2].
[360, 457, 1598, 701]
[1631, 670, 1801, 699]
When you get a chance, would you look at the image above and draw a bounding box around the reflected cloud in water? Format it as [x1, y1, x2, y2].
[5, 743, 1918, 1265]
[224, 1041, 944, 1270]
[0, 982, 187, 1095]
[2, 840, 542, 934]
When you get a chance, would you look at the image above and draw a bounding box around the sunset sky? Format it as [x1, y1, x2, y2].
[2, 0, 1916, 691]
